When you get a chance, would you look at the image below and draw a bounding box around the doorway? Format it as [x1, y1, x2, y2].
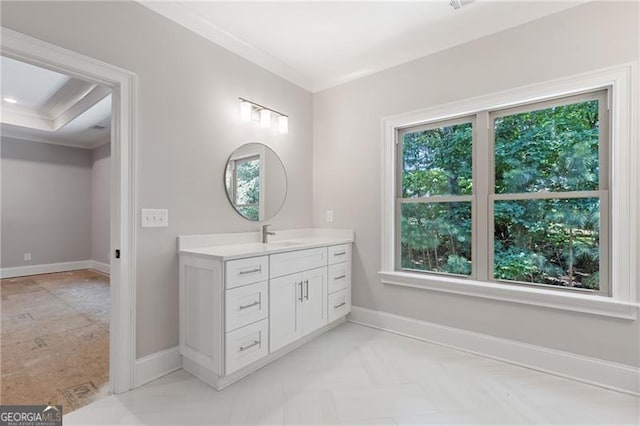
[0, 27, 136, 404]
[1, 54, 113, 412]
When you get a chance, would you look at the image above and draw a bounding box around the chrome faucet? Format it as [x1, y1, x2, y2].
[262, 224, 276, 244]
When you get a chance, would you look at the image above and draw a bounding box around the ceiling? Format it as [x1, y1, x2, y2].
[1, 56, 111, 149]
[141, 1, 585, 92]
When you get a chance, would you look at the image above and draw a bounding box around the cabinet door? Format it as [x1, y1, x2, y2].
[301, 267, 327, 336]
[269, 273, 302, 352]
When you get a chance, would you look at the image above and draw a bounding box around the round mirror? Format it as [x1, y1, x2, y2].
[224, 143, 287, 221]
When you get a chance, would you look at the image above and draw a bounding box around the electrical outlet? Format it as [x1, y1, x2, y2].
[326, 210, 334, 222]
[141, 209, 169, 228]
[24, 253, 31, 261]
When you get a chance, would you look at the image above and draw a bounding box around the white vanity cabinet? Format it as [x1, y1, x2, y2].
[178, 231, 353, 390]
[270, 247, 328, 352]
[327, 244, 352, 322]
[270, 270, 327, 352]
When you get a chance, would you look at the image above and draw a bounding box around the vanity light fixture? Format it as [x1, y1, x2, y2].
[278, 116, 288, 134]
[239, 100, 253, 122]
[260, 109, 271, 128]
[238, 97, 289, 134]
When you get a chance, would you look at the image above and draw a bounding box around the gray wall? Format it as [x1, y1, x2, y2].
[1, 137, 92, 267]
[91, 143, 110, 265]
[313, 2, 640, 366]
[1, 1, 314, 358]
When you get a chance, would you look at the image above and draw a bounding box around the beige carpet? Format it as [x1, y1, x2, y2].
[1, 269, 110, 414]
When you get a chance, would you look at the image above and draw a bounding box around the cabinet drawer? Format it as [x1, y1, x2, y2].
[328, 244, 350, 265]
[225, 318, 269, 374]
[328, 289, 350, 322]
[270, 247, 327, 278]
[225, 256, 269, 289]
[225, 281, 268, 332]
[328, 262, 350, 294]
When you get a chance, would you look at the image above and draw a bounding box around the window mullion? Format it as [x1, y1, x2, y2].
[475, 111, 490, 281]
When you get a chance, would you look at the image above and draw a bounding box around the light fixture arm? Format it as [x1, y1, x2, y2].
[237, 97, 288, 119]
[238, 97, 289, 134]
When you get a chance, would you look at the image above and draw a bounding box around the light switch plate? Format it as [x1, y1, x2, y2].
[141, 209, 169, 228]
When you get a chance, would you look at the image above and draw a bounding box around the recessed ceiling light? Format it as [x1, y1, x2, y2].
[3, 97, 17, 104]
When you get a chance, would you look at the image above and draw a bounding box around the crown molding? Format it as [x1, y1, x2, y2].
[1, 85, 110, 132]
[139, 1, 587, 94]
[42, 78, 95, 118]
[0, 109, 51, 131]
[1, 130, 109, 150]
[52, 85, 110, 130]
[139, 1, 313, 92]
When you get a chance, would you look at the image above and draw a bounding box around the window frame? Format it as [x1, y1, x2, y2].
[380, 64, 637, 319]
[487, 89, 610, 296]
[395, 115, 476, 278]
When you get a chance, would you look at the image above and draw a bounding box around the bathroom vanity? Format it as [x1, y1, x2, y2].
[177, 228, 353, 390]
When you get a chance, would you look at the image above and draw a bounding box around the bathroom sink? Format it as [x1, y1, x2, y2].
[264, 241, 304, 248]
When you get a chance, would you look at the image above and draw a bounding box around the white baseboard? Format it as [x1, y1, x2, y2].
[349, 306, 640, 396]
[135, 346, 182, 388]
[0, 260, 92, 278]
[91, 260, 110, 275]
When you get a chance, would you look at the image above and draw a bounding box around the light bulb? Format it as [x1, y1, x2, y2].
[3, 97, 17, 104]
[260, 109, 271, 128]
[240, 101, 252, 122]
[278, 115, 288, 134]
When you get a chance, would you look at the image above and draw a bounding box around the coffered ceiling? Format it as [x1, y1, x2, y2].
[140, 1, 585, 92]
[1, 56, 111, 148]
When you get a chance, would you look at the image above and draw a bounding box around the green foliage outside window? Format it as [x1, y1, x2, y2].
[400, 122, 473, 275]
[400, 99, 602, 290]
[235, 157, 260, 221]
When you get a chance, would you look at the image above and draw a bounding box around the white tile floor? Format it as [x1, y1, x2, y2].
[65, 323, 640, 425]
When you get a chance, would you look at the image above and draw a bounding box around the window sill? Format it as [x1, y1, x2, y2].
[379, 271, 638, 320]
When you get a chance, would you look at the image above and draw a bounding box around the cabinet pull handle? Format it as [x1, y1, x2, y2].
[239, 266, 261, 275]
[333, 302, 346, 309]
[304, 279, 309, 300]
[239, 301, 260, 310]
[239, 340, 260, 352]
[333, 274, 346, 280]
[298, 281, 303, 302]
[333, 252, 346, 256]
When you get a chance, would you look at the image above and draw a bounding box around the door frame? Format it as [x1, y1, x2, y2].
[1, 27, 137, 393]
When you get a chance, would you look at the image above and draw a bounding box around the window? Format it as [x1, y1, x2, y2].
[383, 67, 635, 317]
[396, 89, 610, 295]
[225, 154, 261, 221]
[398, 118, 474, 276]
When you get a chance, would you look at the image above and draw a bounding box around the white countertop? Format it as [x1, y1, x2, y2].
[177, 229, 354, 261]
